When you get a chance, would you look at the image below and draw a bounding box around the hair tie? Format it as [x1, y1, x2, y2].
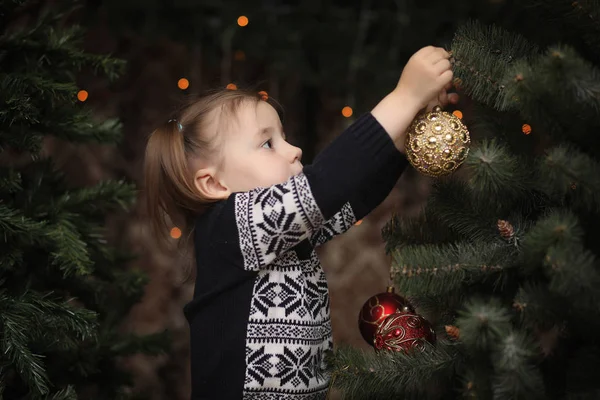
[168, 119, 183, 132]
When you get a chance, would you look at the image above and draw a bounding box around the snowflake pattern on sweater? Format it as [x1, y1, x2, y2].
[235, 174, 355, 398]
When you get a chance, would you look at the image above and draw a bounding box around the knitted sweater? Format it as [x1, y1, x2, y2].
[183, 113, 408, 399]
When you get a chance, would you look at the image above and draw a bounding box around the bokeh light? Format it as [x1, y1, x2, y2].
[170, 227, 182, 239]
[178, 78, 190, 90]
[77, 90, 88, 102]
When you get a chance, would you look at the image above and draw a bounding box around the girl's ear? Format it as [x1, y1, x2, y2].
[193, 167, 231, 200]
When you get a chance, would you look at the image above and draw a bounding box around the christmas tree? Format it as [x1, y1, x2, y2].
[329, 1, 600, 399]
[0, 1, 169, 398]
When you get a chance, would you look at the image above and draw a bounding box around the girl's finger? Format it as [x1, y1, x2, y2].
[434, 59, 452, 75]
[448, 93, 460, 104]
[438, 89, 448, 107]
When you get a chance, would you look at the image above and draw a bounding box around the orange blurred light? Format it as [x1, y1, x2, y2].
[237, 16, 249, 27]
[234, 50, 246, 61]
[258, 90, 268, 101]
[355, 219, 363, 226]
[170, 227, 182, 239]
[452, 110, 463, 119]
[342, 106, 353, 118]
[77, 90, 88, 102]
[178, 78, 190, 90]
[522, 123, 532, 135]
[226, 83, 238, 90]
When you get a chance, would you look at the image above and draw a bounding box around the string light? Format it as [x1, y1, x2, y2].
[226, 83, 238, 90]
[237, 16, 249, 27]
[77, 90, 88, 102]
[258, 90, 268, 101]
[522, 123, 532, 135]
[342, 106, 353, 118]
[178, 78, 190, 90]
[452, 110, 463, 119]
[170, 227, 182, 239]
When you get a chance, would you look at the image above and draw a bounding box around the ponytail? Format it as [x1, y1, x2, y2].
[144, 120, 212, 247]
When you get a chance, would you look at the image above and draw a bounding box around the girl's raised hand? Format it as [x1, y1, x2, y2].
[395, 46, 453, 111]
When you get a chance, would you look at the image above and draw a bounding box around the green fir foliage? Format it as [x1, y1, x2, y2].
[331, 4, 600, 399]
[0, 0, 167, 398]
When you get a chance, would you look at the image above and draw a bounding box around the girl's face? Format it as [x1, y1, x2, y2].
[210, 100, 303, 195]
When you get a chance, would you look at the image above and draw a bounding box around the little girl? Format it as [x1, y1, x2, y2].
[144, 46, 457, 399]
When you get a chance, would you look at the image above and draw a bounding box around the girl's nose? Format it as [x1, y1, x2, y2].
[293, 146, 303, 163]
[285, 142, 302, 164]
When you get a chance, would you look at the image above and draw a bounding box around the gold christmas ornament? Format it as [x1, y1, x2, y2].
[405, 105, 471, 177]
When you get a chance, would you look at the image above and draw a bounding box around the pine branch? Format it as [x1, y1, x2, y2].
[46, 219, 94, 278]
[409, 292, 467, 326]
[539, 45, 600, 115]
[328, 344, 459, 399]
[456, 298, 512, 353]
[465, 139, 535, 214]
[0, 204, 47, 238]
[427, 178, 503, 244]
[2, 23, 126, 81]
[514, 282, 569, 331]
[54, 265, 147, 322]
[59, 180, 137, 217]
[491, 330, 545, 400]
[1, 76, 121, 146]
[537, 144, 600, 212]
[450, 20, 540, 111]
[519, 208, 584, 270]
[502, 46, 600, 150]
[51, 115, 123, 144]
[0, 111, 121, 154]
[1, 73, 79, 111]
[382, 210, 457, 251]
[0, 291, 97, 396]
[0, 291, 89, 394]
[544, 243, 600, 310]
[18, 113, 123, 146]
[390, 241, 515, 297]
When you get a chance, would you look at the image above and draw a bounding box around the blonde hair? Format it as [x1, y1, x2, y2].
[144, 88, 282, 247]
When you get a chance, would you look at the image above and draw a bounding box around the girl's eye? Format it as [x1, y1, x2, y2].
[261, 140, 273, 149]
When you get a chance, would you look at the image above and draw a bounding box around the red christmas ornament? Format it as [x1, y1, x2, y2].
[358, 287, 414, 346]
[373, 312, 436, 352]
